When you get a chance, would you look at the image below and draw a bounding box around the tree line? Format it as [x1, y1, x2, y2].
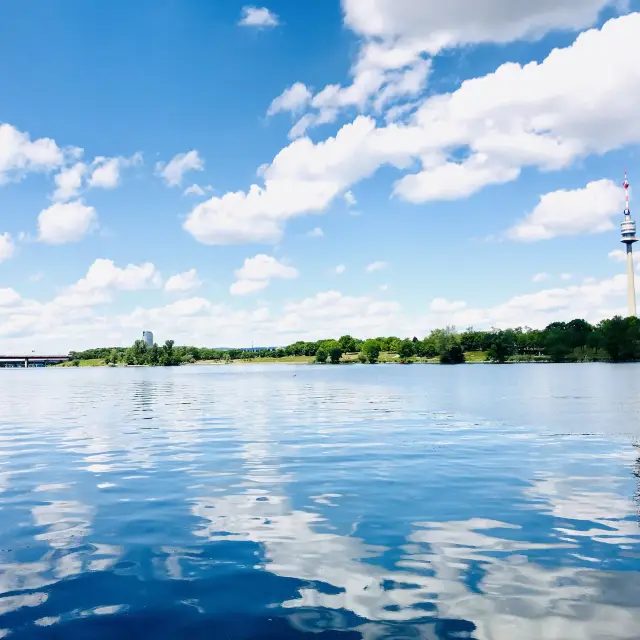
[68, 316, 640, 366]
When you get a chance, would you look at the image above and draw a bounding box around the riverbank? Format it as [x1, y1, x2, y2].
[57, 351, 490, 367]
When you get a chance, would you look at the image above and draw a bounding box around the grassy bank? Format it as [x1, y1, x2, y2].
[57, 350, 490, 368]
[58, 358, 106, 367]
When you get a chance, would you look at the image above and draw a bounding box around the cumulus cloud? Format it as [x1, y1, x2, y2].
[38, 201, 98, 244]
[342, 0, 615, 49]
[334, 264, 346, 275]
[51, 153, 141, 201]
[186, 14, 640, 246]
[0, 123, 65, 184]
[230, 254, 298, 296]
[0, 266, 634, 352]
[0, 232, 15, 264]
[239, 6, 279, 28]
[307, 227, 324, 238]
[52, 163, 87, 201]
[281, 0, 614, 138]
[54, 259, 162, 309]
[164, 269, 201, 293]
[87, 153, 142, 190]
[268, 82, 312, 116]
[156, 150, 204, 187]
[366, 261, 387, 272]
[532, 272, 550, 283]
[507, 179, 625, 241]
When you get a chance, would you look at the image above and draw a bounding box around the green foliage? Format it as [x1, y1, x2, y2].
[486, 330, 518, 363]
[440, 345, 465, 364]
[68, 315, 640, 367]
[398, 339, 415, 360]
[361, 339, 380, 364]
[338, 335, 357, 353]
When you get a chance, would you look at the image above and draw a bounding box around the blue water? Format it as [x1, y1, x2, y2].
[1, 364, 639, 639]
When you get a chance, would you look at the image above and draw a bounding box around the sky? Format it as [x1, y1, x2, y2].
[1, 0, 640, 352]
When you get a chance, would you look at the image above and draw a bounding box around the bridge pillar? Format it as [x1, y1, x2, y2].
[24, 358, 28, 368]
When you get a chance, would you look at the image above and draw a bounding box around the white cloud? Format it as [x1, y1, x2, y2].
[429, 298, 467, 313]
[279, 290, 402, 337]
[184, 184, 205, 196]
[334, 264, 346, 275]
[342, 0, 615, 49]
[560, 273, 573, 281]
[608, 249, 627, 262]
[229, 279, 270, 296]
[51, 154, 141, 201]
[52, 163, 87, 201]
[230, 254, 298, 296]
[366, 261, 387, 272]
[268, 83, 312, 116]
[88, 153, 142, 190]
[0, 265, 635, 353]
[156, 151, 204, 187]
[307, 227, 324, 238]
[0, 123, 65, 185]
[188, 14, 640, 245]
[283, 0, 613, 138]
[164, 269, 201, 293]
[239, 6, 279, 28]
[507, 179, 625, 241]
[55, 259, 162, 309]
[532, 272, 549, 283]
[0, 233, 15, 264]
[344, 190, 357, 206]
[38, 201, 98, 244]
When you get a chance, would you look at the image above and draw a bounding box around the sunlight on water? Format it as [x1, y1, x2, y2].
[1, 364, 639, 638]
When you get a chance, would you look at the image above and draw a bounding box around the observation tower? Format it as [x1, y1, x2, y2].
[621, 171, 637, 317]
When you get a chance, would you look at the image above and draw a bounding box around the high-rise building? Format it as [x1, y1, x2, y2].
[621, 172, 637, 317]
[142, 331, 154, 348]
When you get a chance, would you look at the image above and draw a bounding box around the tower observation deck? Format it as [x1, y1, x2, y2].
[621, 172, 637, 317]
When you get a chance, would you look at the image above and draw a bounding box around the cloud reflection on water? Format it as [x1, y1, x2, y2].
[0, 366, 639, 638]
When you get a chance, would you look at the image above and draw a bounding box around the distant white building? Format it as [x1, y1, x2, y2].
[142, 331, 154, 348]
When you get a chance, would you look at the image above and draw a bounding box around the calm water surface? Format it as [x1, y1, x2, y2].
[1, 364, 640, 639]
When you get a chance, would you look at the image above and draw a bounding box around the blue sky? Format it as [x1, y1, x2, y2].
[1, 0, 640, 351]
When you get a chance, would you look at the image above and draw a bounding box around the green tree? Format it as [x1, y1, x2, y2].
[486, 330, 517, 363]
[440, 344, 465, 364]
[361, 339, 380, 363]
[338, 335, 357, 353]
[161, 339, 180, 366]
[329, 346, 343, 364]
[124, 348, 135, 365]
[398, 339, 415, 360]
[148, 343, 161, 366]
[599, 316, 640, 362]
[315, 347, 328, 363]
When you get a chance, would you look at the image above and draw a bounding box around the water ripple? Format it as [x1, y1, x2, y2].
[0, 364, 639, 638]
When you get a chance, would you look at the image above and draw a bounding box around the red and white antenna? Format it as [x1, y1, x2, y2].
[624, 168, 630, 215]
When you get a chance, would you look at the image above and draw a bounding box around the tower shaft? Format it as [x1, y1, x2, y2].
[627, 244, 637, 317]
[621, 171, 637, 317]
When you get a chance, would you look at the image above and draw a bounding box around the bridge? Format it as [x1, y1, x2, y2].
[0, 354, 71, 368]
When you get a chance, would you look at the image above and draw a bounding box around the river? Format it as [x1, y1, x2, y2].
[1, 364, 639, 638]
